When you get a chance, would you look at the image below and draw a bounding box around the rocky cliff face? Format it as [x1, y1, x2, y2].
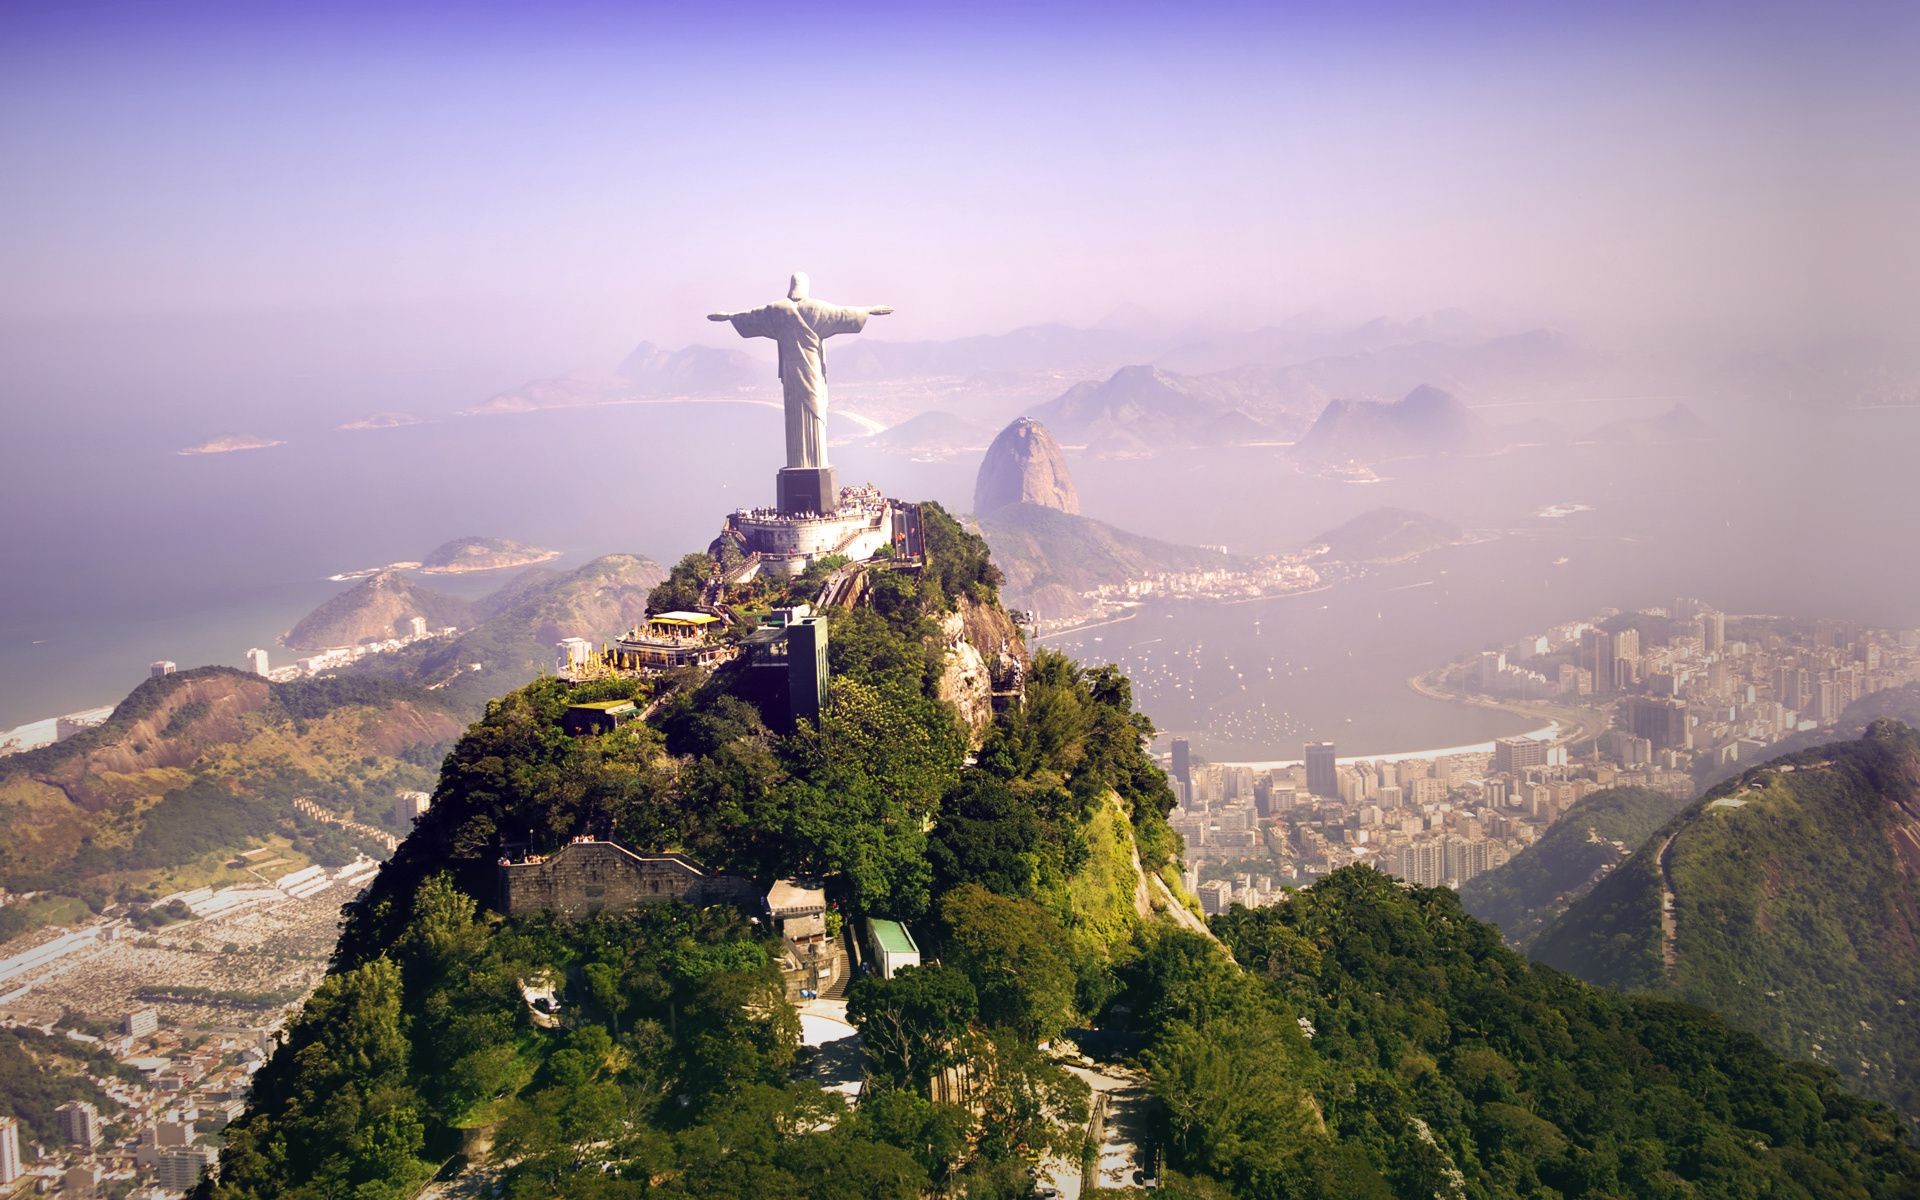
[935, 594, 1028, 743]
[972, 418, 1080, 515]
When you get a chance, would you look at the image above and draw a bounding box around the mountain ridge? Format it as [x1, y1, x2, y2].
[1533, 721, 1920, 1118]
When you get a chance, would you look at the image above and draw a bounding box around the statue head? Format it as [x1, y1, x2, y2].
[787, 272, 810, 301]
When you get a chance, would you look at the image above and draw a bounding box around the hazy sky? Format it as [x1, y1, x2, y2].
[3, 0, 1916, 365]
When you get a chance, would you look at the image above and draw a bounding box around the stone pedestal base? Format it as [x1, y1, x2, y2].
[777, 467, 838, 517]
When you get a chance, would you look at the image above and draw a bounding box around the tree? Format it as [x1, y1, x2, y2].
[938, 885, 1076, 1042]
[647, 553, 715, 615]
[846, 964, 978, 1090]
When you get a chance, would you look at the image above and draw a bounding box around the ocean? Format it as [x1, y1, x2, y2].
[4, 388, 1918, 756]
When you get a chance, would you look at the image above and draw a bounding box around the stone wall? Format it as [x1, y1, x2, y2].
[498, 841, 760, 920]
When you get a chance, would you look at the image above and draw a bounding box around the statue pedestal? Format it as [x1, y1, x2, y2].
[777, 467, 838, 517]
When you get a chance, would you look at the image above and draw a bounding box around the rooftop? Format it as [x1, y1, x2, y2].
[767, 878, 825, 913]
[652, 611, 720, 625]
[568, 700, 637, 713]
[868, 917, 918, 956]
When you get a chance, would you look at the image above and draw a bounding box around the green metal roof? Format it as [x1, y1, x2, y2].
[868, 918, 918, 956]
[569, 700, 637, 713]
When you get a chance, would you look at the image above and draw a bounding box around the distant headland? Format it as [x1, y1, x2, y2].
[176, 433, 286, 456]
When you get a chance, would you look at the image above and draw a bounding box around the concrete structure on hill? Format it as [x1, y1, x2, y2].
[768, 879, 828, 944]
[865, 918, 921, 979]
[609, 611, 736, 674]
[246, 647, 270, 676]
[562, 699, 639, 737]
[497, 840, 759, 920]
[150, 660, 176, 678]
[556, 636, 597, 677]
[744, 610, 831, 730]
[715, 484, 917, 579]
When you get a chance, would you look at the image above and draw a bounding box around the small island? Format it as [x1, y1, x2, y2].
[177, 433, 286, 456]
[337, 411, 425, 431]
[417, 535, 559, 574]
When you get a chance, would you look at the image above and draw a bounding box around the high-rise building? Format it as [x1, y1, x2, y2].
[1493, 736, 1548, 776]
[408, 615, 429, 639]
[1170, 738, 1191, 791]
[150, 660, 176, 678]
[1478, 650, 1506, 688]
[155, 1147, 216, 1192]
[0, 1115, 21, 1185]
[246, 647, 271, 676]
[1582, 629, 1615, 693]
[122, 1007, 159, 1038]
[1197, 879, 1234, 915]
[1699, 610, 1725, 655]
[392, 791, 431, 824]
[57, 1099, 99, 1150]
[1625, 696, 1691, 752]
[1305, 741, 1338, 799]
[1612, 628, 1641, 690]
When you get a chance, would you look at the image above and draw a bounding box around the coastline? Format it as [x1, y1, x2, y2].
[1031, 581, 1337, 642]
[1211, 721, 1559, 771]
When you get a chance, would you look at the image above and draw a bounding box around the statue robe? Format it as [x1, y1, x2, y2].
[725, 299, 868, 469]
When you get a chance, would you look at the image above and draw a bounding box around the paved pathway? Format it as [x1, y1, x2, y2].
[1655, 830, 1680, 975]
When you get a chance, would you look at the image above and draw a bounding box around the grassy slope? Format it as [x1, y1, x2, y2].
[0, 671, 462, 902]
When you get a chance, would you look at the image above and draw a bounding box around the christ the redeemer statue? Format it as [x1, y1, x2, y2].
[709, 272, 893, 474]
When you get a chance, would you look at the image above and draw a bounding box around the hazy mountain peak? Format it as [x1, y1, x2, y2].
[974, 417, 1080, 516]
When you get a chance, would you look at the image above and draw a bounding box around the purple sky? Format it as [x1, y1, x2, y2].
[3, 0, 1916, 364]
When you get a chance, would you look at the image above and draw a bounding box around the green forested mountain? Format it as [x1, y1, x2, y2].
[201, 515, 1920, 1199]
[1534, 721, 1920, 1120]
[1201, 870, 1917, 1198]
[1458, 785, 1689, 948]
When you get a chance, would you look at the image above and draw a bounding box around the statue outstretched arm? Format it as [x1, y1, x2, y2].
[707, 312, 735, 322]
[864, 306, 895, 316]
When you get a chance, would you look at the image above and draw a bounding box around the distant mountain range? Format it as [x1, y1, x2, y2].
[1302, 506, 1462, 562]
[1588, 402, 1713, 445]
[615, 340, 767, 395]
[454, 310, 1615, 445]
[860, 409, 997, 456]
[1533, 721, 1920, 1118]
[1291, 384, 1492, 463]
[1026, 364, 1309, 454]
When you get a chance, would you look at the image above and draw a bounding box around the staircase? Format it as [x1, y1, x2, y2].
[819, 923, 859, 999]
